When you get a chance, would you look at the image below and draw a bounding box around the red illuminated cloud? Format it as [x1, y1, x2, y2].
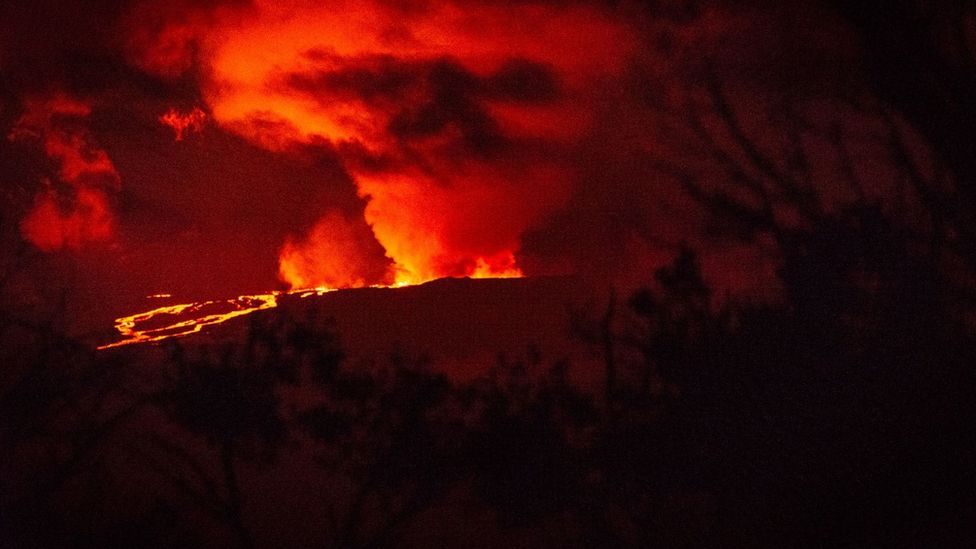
[10, 95, 120, 251]
[160, 106, 207, 141]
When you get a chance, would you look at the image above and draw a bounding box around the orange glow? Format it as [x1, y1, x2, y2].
[278, 211, 391, 289]
[354, 160, 567, 286]
[159, 106, 207, 140]
[470, 255, 523, 280]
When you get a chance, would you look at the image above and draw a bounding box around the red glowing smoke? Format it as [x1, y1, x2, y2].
[160, 106, 207, 141]
[127, 0, 637, 288]
[278, 210, 392, 289]
[10, 95, 120, 251]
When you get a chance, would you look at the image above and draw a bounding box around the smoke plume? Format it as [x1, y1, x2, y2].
[126, 0, 637, 288]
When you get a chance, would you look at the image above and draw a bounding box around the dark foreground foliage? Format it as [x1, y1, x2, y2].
[2, 204, 975, 548]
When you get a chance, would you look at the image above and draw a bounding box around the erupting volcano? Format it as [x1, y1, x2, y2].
[121, 0, 635, 293]
[6, 0, 788, 353]
[35, 0, 640, 349]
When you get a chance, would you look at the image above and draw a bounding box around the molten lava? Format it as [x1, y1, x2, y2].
[97, 287, 338, 350]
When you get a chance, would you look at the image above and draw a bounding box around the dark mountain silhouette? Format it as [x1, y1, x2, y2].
[204, 276, 597, 382]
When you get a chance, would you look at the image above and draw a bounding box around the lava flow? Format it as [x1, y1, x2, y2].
[97, 274, 524, 350]
[99, 293, 279, 350]
[97, 287, 340, 350]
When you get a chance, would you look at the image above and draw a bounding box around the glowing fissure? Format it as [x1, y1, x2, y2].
[98, 293, 281, 349]
[100, 285, 352, 349]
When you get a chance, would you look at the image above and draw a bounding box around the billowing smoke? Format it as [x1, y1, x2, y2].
[125, 0, 638, 288]
[9, 94, 120, 251]
[278, 210, 390, 289]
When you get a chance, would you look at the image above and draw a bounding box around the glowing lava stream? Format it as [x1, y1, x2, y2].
[97, 287, 337, 350]
[97, 274, 496, 350]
